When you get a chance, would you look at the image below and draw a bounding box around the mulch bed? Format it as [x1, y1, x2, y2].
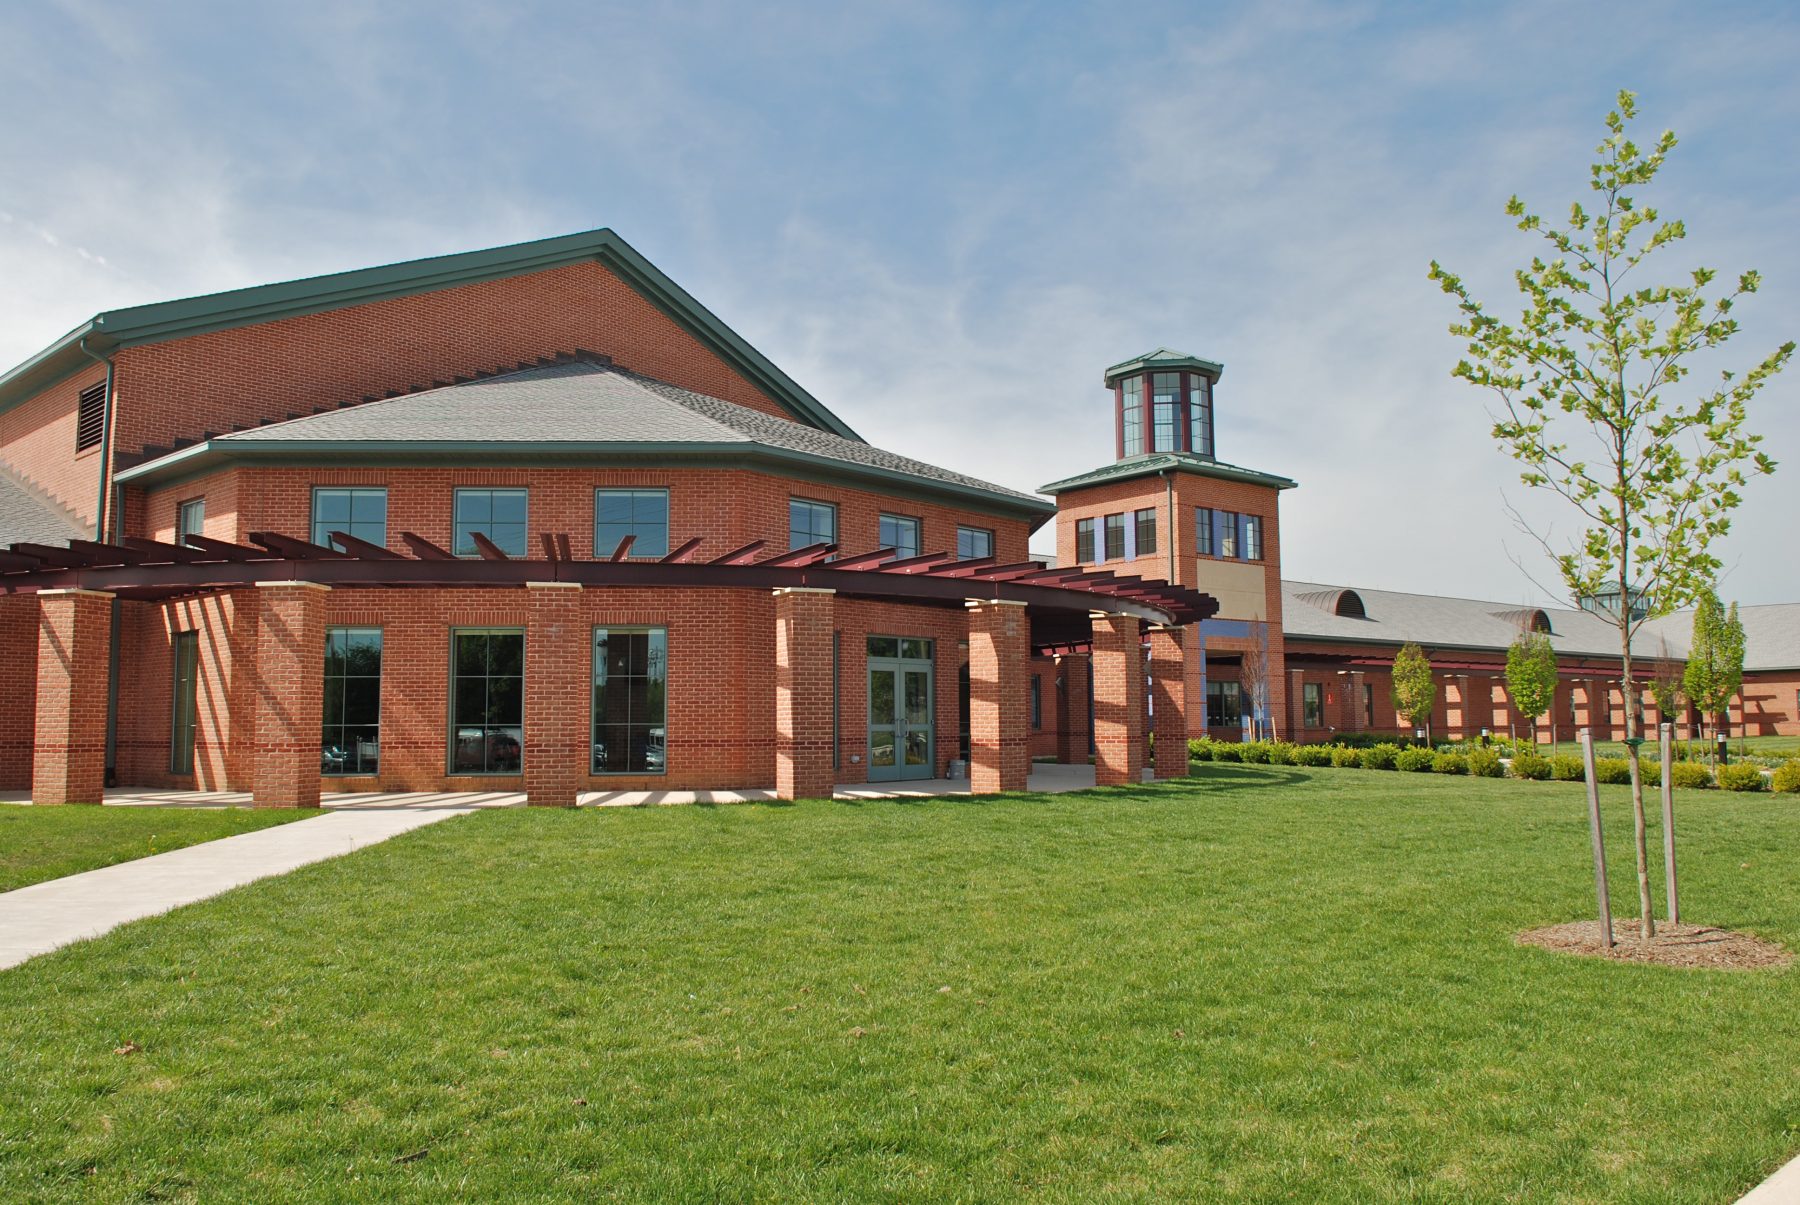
[1517, 918, 1792, 970]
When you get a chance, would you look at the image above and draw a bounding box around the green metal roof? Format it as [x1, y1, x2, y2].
[1102, 348, 1224, 387]
[0, 229, 860, 440]
[1039, 452, 1296, 495]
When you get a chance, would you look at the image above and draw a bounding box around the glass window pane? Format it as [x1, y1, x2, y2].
[314, 491, 350, 523]
[870, 670, 896, 725]
[904, 670, 930, 725]
[491, 491, 527, 524]
[900, 638, 931, 661]
[904, 730, 929, 767]
[867, 636, 899, 659]
[455, 491, 489, 523]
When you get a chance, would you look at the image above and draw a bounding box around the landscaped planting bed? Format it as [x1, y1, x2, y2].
[1, 768, 1797, 1201]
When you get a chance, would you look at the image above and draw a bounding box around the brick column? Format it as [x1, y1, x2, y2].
[1054, 653, 1091, 765]
[967, 599, 1029, 794]
[1183, 622, 1207, 746]
[775, 588, 836, 800]
[252, 582, 328, 809]
[1091, 613, 1145, 786]
[32, 589, 113, 805]
[1347, 670, 1366, 732]
[1147, 626, 1189, 779]
[525, 583, 585, 807]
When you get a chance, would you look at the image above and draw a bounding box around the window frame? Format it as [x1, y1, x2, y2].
[1195, 507, 1213, 556]
[447, 627, 526, 776]
[1029, 675, 1042, 730]
[1103, 513, 1126, 561]
[592, 625, 668, 776]
[175, 497, 206, 547]
[956, 525, 994, 560]
[878, 512, 922, 559]
[1150, 372, 1182, 453]
[323, 626, 383, 776]
[1120, 376, 1145, 457]
[788, 497, 837, 550]
[310, 486, 388, 552]
[1188, 375, 1214, 458]
[1075, 517, 1096, 565]
[1303, 682, 1324, 728]
[595, 487, 670, 559]
[1240, 513, 1264, 561]
[1133, 507, 1157, 558]
[1206, 679, 1243, 728]
[452, 487, 530, 559]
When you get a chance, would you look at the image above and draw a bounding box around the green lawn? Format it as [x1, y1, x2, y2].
[0, 805, 320, 892]
[2, 770, 1797, 1202]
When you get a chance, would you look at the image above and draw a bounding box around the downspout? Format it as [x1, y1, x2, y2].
[77, 334, 121, 786]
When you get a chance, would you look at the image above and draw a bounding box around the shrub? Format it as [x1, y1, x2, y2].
[1188, 738, 1214, 763]
[1330, 732, 1425, 749]
[1240, 741, 1272, 765]
[1593, 758, 1632, 785]
[1331, 745, 1363, 768]
[1213, 742, 1244, 763]
[1717, 762, 1766, 792]
[1361, 743, 1401, 771]
[1431, 751, 1468, 775]
[1669, 761, 1711, 789]
[1396, 747, 1435, 773]
[1551, 755, 1586, 782]
[1772, 760, 1800, 793]
[1265, 742, 1296, 766]
[1468, 748, 1503, 777]
[1510, 752, 1552, 780]
[1637, 757, 1660, 787]
[1294, 745, 1333, 767]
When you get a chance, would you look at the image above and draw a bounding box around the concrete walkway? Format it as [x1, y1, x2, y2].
[1739, 1152, 1800, 1203]
[0, 802, 492, 971]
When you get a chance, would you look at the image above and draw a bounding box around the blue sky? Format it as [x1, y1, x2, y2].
[4, 1, 1796, 604]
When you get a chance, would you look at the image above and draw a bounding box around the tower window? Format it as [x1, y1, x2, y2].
[1151, 373, 1181, 452]
[1120, 376, 1144, 457]
[1188, 375, 1213, 458]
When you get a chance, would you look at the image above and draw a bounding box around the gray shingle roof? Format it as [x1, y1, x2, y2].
[186, 360, 1049, 513]
[0, 463, 88, 546]
[1282, 580, 1800, 672]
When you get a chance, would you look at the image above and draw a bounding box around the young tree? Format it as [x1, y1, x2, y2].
[1429, 91, 1790, 939]
[1505, 628, 1558, 747]
[1683, 589, 1745, 743]
[1390, 642, 1437, 740]
[1648, 635, 1686, 736]
[1240, 621, 1274, 740]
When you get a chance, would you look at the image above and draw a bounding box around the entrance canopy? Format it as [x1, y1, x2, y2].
[1, 531, 1218, 641]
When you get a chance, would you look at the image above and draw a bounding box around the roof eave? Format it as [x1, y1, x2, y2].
[115, 438, 1056, 521]
[1040, 456, 1297, 495]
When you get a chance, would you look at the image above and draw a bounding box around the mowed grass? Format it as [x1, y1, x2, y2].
[2, 769, 1798, 1203]
[0, 805, 319, 892]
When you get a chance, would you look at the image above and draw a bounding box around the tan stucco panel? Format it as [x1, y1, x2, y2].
[1194, 558, 1269, 621]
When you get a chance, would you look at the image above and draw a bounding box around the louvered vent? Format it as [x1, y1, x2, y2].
[76, 380, 107, 451]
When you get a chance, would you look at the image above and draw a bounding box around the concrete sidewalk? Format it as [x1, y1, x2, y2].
[0, 804, 480, 971]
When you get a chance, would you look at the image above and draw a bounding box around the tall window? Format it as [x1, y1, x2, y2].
[1029, 675, 1042, 729]
[312, 488, 387, 551]
[453, 488, 528, 557]
[1103, 513, 1127, 560]
[1303, 682, 1323, 728]
[1151, 373, 1181, 452]
[1134, 508, 1157, 557]
[1240, 514, 1264, 561]
[450, 630, 524, 773]
[1216, 510, 1238, 559]
[176, 498, 206, 547]
[789, 498, 836, 549]
[1075, 517, 1096, 564]
[1364, 684, 1375, 727]
[1195, 507, 1213, 556]
[323, 628, 381, 775]
[879, 513, 921, 558]
[593, 627, 667, 774]
[957, 525, 993, 559]
[1121, 376, 1144, 457]
[170, 630, 198, 774]
[1206, 680, 1242, 728]
[1188, 375, 1214, 457]
[596, 488, 669, 558]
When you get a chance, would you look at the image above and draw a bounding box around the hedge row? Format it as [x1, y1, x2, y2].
[1188, 737, 1800, 792]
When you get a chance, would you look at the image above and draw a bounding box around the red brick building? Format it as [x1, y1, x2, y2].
[2, 233, 1792, 809]
[0, 231, 1216, 805]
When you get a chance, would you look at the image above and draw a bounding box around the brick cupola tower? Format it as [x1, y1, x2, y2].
[1039, 350, 1299, 740]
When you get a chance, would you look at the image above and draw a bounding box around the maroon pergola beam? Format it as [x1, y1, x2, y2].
[0, 532, 1221, 627]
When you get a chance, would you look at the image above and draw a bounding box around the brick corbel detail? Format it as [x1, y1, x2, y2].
[32, 589, 114, 805]
[1147, 625, 1189, 779]
[774, 588, 836, 800]
[1091, 613, 1145, 786]
[252, 582, 328, 809]
[967, 599, 1029, 794]
[525, 582, 585, 807]
[1054, 653, 1091, 766]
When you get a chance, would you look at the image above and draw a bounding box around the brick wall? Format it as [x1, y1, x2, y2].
[0, 372, 105, 528]
[0, 594, 42, 789]
[31, 590, 113, 803]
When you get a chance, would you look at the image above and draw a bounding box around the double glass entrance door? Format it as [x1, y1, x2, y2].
[868, 636, 934, 782]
